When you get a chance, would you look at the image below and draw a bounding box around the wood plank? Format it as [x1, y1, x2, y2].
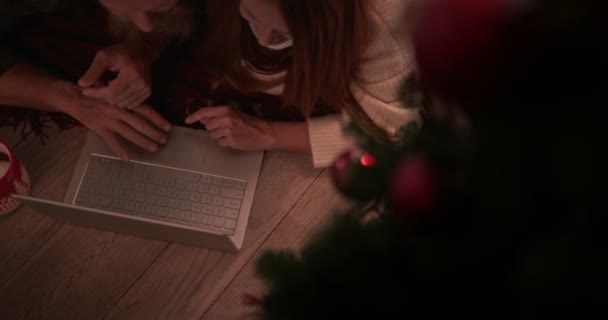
[201, 172, 349, 320]
[103, 151, 323, 320]
[0, 126, 86, 287]
[0, 226, 169, 320]
[0, 126, 167, 320]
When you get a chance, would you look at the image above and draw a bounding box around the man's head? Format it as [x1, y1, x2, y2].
[101, 0, 198, 41]
[100, 0, 178, 32]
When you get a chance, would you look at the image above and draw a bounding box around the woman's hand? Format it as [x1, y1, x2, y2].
[78, 44, 152, 110]
[185, 106, 276, 151]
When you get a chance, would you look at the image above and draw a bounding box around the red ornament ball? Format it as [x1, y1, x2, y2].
[331, 149, 358, 193]
[330, 148, 383, 200]
[388, 154, 438, 216]
[413, 0, 514, 102]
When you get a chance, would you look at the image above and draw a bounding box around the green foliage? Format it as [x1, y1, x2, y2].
[251, 0, 607, 317]
[253, 104, 607, 318]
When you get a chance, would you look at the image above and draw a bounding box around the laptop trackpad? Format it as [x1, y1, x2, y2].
[182, 131, 260, 179]
[110, 127, 259, 179]
[127, 129, 208, 171]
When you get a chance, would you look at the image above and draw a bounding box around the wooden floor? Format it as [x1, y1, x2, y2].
[0, 125, 349, 320]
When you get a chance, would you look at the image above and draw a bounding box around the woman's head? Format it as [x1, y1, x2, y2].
[239, 0, 292, 50]
[204, 0, 371, 118]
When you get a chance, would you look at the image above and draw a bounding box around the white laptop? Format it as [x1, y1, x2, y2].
[12, 126, 264, 252]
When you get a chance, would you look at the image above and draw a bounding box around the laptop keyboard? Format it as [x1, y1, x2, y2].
[74, 155, 247, 235]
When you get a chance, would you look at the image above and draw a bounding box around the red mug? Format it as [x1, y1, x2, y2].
[0, 140, 31, 215]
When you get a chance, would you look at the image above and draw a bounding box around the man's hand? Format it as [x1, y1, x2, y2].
[0, 63, 171, 160]
[64, 84, 171, 160]
[78, 44, 152, 110]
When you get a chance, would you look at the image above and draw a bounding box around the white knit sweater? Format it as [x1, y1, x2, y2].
[255, 0, 420, 167]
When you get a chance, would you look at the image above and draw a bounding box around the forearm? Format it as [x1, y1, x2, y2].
[268, 121, 312, 153]
[0, 63, 77, 113]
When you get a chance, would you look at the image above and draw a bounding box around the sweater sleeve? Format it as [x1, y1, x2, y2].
[308, 114, 355, 168]
[307, 0, 421, 168]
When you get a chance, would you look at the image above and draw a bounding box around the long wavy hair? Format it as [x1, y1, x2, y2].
[200, 0, 386, 137]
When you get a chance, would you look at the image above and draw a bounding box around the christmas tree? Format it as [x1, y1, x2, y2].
[248, 0, 608, 318]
